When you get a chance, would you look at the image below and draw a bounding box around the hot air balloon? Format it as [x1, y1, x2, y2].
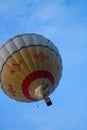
[0, 33, 62, 106]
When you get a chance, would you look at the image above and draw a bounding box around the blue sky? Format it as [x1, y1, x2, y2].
[0, 0, 87, 130]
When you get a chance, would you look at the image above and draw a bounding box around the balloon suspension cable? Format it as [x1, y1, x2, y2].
[34, 84, 52, 107]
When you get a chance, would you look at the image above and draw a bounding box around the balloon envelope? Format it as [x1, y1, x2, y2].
[0, 33, 62, 103]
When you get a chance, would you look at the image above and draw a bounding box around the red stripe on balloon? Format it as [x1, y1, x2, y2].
[22, 70, 55, 101]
